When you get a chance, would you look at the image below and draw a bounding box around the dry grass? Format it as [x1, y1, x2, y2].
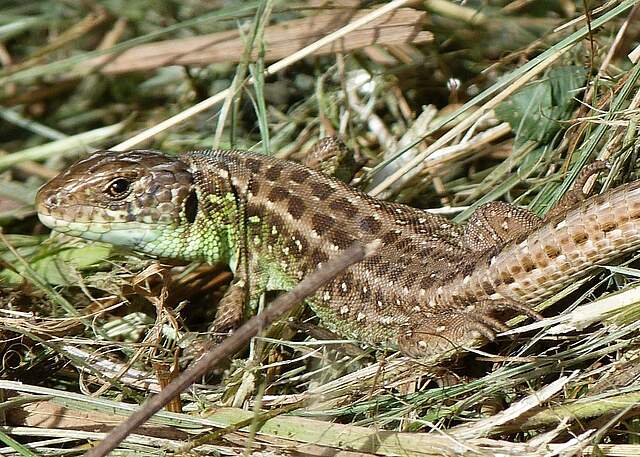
[2, 1, 640, 455]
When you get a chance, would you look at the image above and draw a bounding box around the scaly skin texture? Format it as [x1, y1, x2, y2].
[35, 147, 640, 357]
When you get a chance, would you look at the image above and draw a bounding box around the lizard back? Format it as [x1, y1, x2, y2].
[185, 150, 472, 347]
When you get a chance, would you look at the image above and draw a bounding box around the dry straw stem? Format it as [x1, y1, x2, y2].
[113, 0, 414, 151]
[451, 372, 578, 439]
[423, 0, 487, 24]
[6, 380, 640, 456]
[0, 121, 126, 171]
[368, 0, 638, 197]
[89, 8, 431, 75]
[11, 9, 108, 73]
[367, 51, 565, 197]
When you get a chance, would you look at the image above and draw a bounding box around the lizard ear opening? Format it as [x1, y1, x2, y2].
[184, 190, 198, 223]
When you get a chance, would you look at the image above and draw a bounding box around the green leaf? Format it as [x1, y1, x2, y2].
[495, 66, 586, 146]
[1, 242, 112, 286]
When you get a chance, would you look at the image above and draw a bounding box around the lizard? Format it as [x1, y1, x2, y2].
[34, 140, 640, 357]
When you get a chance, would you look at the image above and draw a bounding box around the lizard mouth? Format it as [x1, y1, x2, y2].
[37, 212, 161, 247]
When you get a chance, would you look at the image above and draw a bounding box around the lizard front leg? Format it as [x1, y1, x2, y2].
[181, 259, 266, 362]
[209, 257, 267, 338]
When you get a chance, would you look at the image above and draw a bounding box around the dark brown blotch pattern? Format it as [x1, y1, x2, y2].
[290, 168, 311, 184]
[480, 280, 495, 295]
[329, 196, 357, 216]
[246, 158, 262, 174]
[521, 257, 535, 273]
[309, 248, 329, 265]
[246, 202, 265, 219]
[421, 273, 438, 291]
[359, 216, 382, 234]
[287, 195, 306, 220]
[381, 230, 400, 245]
[268, 186, 289, 202]
[328, 228, 356, 249]
[311, 213, 335, 235]
[265, 164, 284, 181]
[248, 178, 260, 196]
[500, 271, 515, 285]
[308, 181, 336, 200]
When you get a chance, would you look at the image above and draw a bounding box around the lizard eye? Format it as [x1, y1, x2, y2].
[106, 178, 132, 199]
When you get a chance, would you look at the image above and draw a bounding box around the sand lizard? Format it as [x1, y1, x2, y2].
[35, 141, 640, 357]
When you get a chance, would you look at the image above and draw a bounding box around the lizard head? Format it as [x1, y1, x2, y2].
[36, 150, 198, 252]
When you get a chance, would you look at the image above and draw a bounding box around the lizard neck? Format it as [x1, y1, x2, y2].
[180, 152, 245, 267]
[135, 186, 240, 265]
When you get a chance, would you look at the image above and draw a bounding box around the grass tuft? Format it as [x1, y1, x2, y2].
[2, 1, 640, 455]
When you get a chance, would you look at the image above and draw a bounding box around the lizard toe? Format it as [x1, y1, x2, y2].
[476, 298, 543, 321]
[469, 315, 507, 335]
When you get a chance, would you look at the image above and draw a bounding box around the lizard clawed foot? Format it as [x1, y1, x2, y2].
[207, 278, 247, 341]
[398, 298, 543, 358]
[181, 325, 238, 366]
[396, 311, 506, 358]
